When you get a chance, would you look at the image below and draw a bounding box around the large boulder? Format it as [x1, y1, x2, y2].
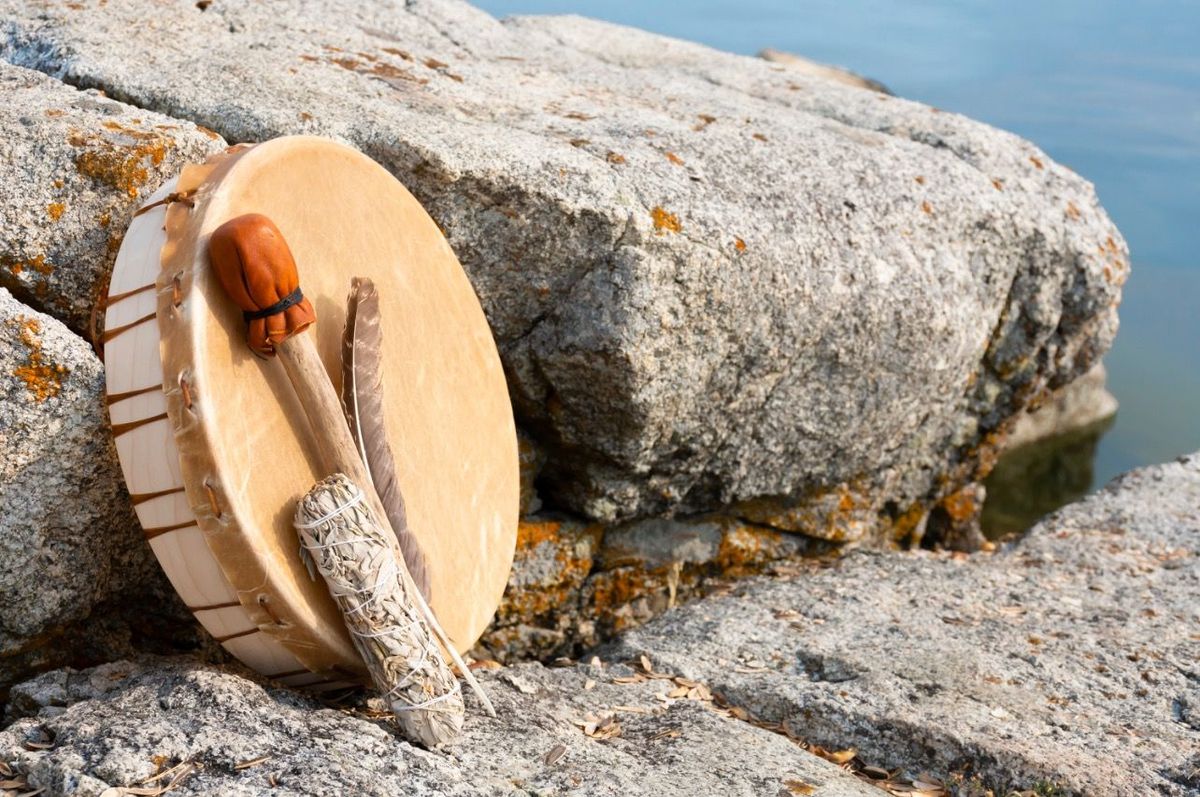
[608, 453, 1200, 795]
[0, 288, 187, 693]
[0, 62, 226, 335]
[0, 0, 1128, 533]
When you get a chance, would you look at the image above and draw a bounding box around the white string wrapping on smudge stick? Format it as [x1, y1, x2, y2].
[295, 473, 464, 747]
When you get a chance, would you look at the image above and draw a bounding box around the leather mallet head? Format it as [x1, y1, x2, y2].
[209, 213, 316, 356]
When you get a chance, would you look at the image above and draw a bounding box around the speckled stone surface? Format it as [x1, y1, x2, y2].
[3, 455, 1196, 796]
[0, 657, 881, 797]
[0, 288, 186, 691]
[609, 454, 1200, 795]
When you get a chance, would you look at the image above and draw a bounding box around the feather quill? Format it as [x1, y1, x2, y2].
[341, 277, 431, 600]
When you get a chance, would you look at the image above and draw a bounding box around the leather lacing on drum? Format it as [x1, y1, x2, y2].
[171, 273, 184, 309]
[178, 371, 195, 412]
[257, 593, 289, 629]
[202, 479, 223, 519]
[133, 189, 196, 218]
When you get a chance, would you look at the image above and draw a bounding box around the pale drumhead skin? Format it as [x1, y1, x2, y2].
[108, 137, 518, 679]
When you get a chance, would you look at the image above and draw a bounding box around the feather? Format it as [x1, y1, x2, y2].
[341, 277, 431, 601]
[341, 279, 494, 717]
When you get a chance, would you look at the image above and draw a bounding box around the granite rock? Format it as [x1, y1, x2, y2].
[0, 657, 881, 797]
[0, 0, 1129, 529]
[479, 514, 827, 662]
[4, 455, 1195, 796]
[608, 453, 1200, 795]
[0, 288, 191, 693]
[758, 48, 891, 94]
[0, 62, 226, 336]
[1007, 362, 1118, 449]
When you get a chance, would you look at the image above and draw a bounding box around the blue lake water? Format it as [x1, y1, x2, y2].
[478, 0, 1200, 490]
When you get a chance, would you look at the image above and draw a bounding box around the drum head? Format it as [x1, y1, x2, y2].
[116, 136, 517, 678]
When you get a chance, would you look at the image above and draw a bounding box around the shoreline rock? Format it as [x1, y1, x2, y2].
[758, 48, 892, 94]
[0, 287, 193, 696]
[1006, 362, 1118, 450]
[4, 453, 1196, 795]
[608, 453, 1200, 795]
[1, 0, 1128, 535]
[0, 657, 881, 797]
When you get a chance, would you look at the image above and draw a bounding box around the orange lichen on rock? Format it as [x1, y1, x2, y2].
[939, 484, 982, 525]
[3, 253, 53, 278]
[734, 237, 747, 252]
[9, 315, 68, 401]
[651, 206, 681, 234]
[605, 151, 626, 165]
[734, 481, 872, 543]
[714, 523, 789, 575]
[1065, 201, 1082, 220]
[47, 202, 66, 221]
[69, 120, 175, 197]
[887, 502, 928, 545]
[921, 200, 933, 215]
[665, 151, 684, 166]
[1029, 155, 1044, 169]
[515, 519, 565, 551]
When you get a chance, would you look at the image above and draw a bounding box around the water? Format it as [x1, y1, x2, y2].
[477, 0, 1200, 517]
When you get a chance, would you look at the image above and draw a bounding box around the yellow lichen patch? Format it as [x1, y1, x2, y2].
[30, 254, 52, 275]
[69, 120, 175, 198]
[3, 253, 53, 277]
[324, 52, 428, 86]
[9, 315, 68, 401]
[516, 519, 564, 551]
[665, 151, 684, 166]
[888, 502, 928, 545]
[735, 481, 871, 543]
[714, 523, 788, 576]
[651, 206, 681, 235]
[939, 485, 981, 525]
[330, 56, 362, 71]
[47, 202, 66, 221]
